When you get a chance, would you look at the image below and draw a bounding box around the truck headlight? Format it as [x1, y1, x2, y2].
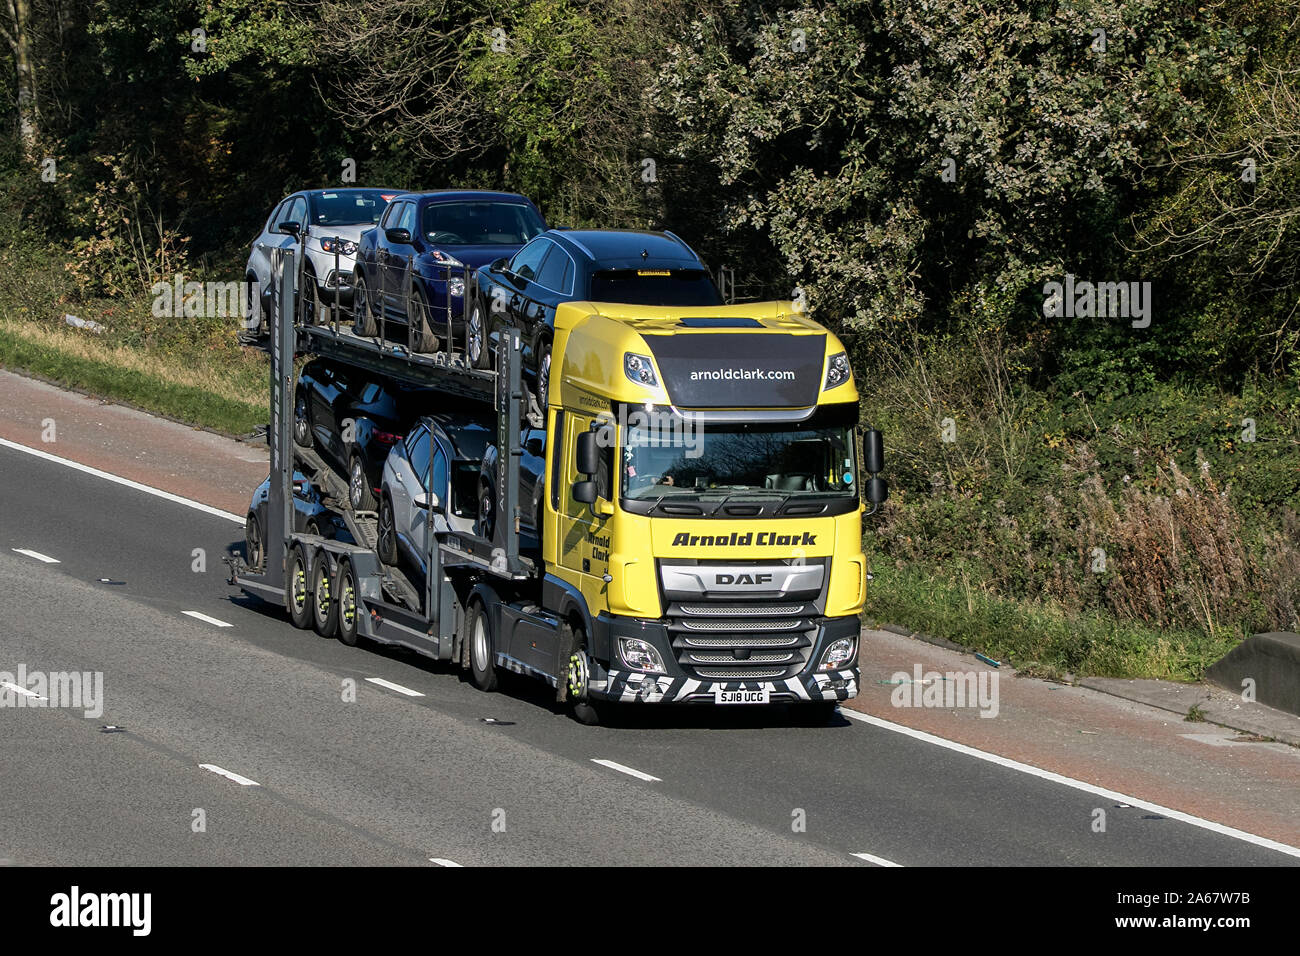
[624, 353, 658, 387]
[619, 637, 666, 673]
[819, 636, 857, 670]
[448, 277, 465, 297]
[824, 352, 851, 390]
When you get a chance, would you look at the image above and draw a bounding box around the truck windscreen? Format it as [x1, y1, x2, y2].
[620, 407, 858, 511]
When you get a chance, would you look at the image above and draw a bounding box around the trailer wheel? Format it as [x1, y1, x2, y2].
[352, 273, 378, 336]
[311, 552, 339, 638]
[564, 621, 605, 726]
[377, 496, 399, 565]
[409, 287, 440, 354]
[336, 559, 361, 646]
[286, 543, 313, 629]
[466, 600, 500, 692]
[244, 513, 264, 571]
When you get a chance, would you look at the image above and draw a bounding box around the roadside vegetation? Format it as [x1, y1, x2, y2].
[1, 0, 1296, 678]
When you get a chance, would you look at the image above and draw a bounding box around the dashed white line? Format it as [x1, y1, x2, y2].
[0, 436, 243, 524]
[182, 610, 233, 628]
[591, 759, 662, 783]
[366, 677, 425, 698]
[842, 709, 1300, 860]
[428, 858, 463, 867]
[12, 548, 60, 564]
[1, 681, 46, 700]
[198, 764, 260, 787]
[851, 851, 903, 867]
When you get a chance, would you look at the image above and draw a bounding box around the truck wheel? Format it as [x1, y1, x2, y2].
[790, 701, 838, 726]
[409, 287, 440, 354]
[467, 295, 491, 369]
[311, 553, 339, 637]
[336, 559, 361, 646]
[293, 391, 313, 448]
[352, 273, 377, 336]
[564, 621, 605, 726]
[349, 453, 377, 511]
[466, 600, 500, 692]
[245, 513, 263, 571]
[286, 543, 313, 629]
[377, 496, 399, 565]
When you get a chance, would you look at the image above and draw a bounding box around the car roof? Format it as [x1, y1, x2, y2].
[391, 190, 536, 206]
[547, 229, 700, 265]
[416, 412, 494, 459]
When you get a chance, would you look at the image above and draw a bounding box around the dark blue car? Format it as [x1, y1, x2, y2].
[468, 229, 722, 408]
[351, 190, 547, 356]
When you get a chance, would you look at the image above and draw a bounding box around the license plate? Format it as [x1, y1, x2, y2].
[715, 688, 769, 705]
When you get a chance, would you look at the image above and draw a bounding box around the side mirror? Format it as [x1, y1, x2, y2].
[385, 227, 412, 244]
[866, 476, 889, 505]
[489, 257, 508, 274]
[572, 480, 597, 504]
[863, 428, 885, 475]
[279, 221, 301, 238]
[414, 491, 441, 511]
[575, 430, 600, 476]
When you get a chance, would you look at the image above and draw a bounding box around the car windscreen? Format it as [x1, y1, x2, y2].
[588, 269, 723, 306]
[309, 190, 396, 226]
[422, 202, 546, 246]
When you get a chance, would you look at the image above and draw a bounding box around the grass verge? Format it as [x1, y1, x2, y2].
[864, 562, 1240, 682]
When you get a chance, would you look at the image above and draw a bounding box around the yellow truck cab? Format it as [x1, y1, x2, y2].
[537, 299, 885, 713]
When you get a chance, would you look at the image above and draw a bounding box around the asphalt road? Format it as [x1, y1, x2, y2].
[1, 440, 1296, 866]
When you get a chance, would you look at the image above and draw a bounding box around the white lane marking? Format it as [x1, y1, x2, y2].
[0, 437, 243, 524]
[199, 764, 260, 787]
[428, 858, 463, 867]
[591, 759, 662, 783]
[851, 852, 903, 867]
[1, 681, 47, 700]
[11, 548, 60, 564]
[183, 610, 233, 628]
[366, 677, 425, 698]
[843, 709, 1300, 859]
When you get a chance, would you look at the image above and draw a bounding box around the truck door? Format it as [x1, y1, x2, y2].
[555, 416, 612, 607]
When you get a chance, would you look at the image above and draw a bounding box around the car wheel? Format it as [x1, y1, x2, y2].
[467, 295, 491, 369]
[311, 552, 339, 638]
[537, 340, 552, 411]
[466, 600, 500, 692]
[293, 391, 313, 448]
[336, 559, 361, 646]
[408, 286, 439, 354]
[377, 496, 398, 565]
[244, 513, 263, 571]
[245, 276, 265, 337]
[286, 543, 313, 629]
[477, 479, 495, 540]
[349, 454, 377, 511]
[352, 273, 378, 336]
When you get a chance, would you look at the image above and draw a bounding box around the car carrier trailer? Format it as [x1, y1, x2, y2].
[232, 246, 887, 724]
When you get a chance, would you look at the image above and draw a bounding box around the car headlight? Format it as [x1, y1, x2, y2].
[619, 637, 666, 673]
[320, 237, 357, 256]
[819, 636, 857, 670]
[624, 353, 658, 387]
[824, 352, 851, 390]
[448, 277, 465, 297]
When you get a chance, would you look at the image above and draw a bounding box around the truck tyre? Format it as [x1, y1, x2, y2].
[791, 701, 838, 726]
[336, 558, 361, 646]
[467, 600, 500, 692]
[466, 294, 491, 369]
[349, 453, 377, 511]
[311, 552, 339, 638]
[409, 287, 440, 354]
[245, 513, 264, 571]
[564, 621, 605, 726]
[352, 273, 378, 336]
[377, 496, 399, 565]
[286, 543, 313, 629]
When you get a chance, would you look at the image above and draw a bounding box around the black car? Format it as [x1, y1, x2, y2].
[243, 472, 351, 572]
[469, 229, 723, 408]
[293, 358, 444, 512]
[475, 425, 546, 558]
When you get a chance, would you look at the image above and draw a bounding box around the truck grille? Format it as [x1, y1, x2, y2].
[666, 600, 815, 682]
